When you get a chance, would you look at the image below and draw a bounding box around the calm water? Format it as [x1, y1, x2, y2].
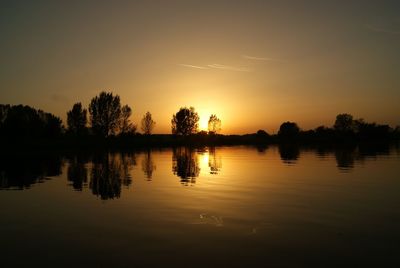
[1, 145, 399, 267]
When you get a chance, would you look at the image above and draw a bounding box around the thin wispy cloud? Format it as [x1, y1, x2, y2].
[178, 64, 209, 69]
[179, 63, 251, 72]
[208, 64, 252, 72]
[366, 24, 400, 35]
[242, 55, 286, 62]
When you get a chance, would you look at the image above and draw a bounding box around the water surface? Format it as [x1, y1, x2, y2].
[1, 145, 399, 267]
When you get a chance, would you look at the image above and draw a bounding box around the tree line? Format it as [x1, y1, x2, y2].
[0, 91, 399, 143]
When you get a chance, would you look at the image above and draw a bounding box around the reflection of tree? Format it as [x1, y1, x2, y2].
[120, 152, 136, 187]
[0, 154, 63, 190]
[172, 147, 200, 185]
[278, 144, 300, 165]
[208, 147, 222, 175]
[141, 150, 156, 180]
[67, 155, 88, 191]
[334, 147, 355, 171]
[256, 145, 268, 154]
[89, 153, 135, 200]
[358, 143, 390, 159]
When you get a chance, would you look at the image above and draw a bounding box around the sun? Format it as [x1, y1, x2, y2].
[199, 115, 209, 131]
[196, 110, 211, 131]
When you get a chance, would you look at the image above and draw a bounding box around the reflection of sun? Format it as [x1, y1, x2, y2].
[201, 152, 209, 166]
[199, 152, 209, 172]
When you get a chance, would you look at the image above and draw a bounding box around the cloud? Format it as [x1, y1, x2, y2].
[178, 64, 209, 69]
[241, 54, 286, 62]
[366, 24, 400, 35]
[179, 63, 251, 72]
[207, 64, 251, 72]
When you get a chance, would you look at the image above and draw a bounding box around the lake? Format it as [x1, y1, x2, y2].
[1, 144, 399, 267]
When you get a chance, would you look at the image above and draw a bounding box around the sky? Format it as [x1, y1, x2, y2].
[1, 0, 399, 134]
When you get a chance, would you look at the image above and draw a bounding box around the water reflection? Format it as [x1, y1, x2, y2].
[334, 148, 356, 171]
[172, 147, 200, 185]
[278, 144, 300, 165]
[0, 144, 397, 194]
[277, 143, 395, 172]
[0, 154, 63, 190]
[256, 145, 268, 154]
[90, 153, 135, 200]
[208, 147, 222, 175]
[67, 154, 89, 191]
[141, 150, 156, 180]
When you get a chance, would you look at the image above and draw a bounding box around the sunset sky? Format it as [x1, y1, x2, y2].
[1, 1, 399, 134]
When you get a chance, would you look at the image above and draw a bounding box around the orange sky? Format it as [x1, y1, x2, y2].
[1, 1, 399, 134]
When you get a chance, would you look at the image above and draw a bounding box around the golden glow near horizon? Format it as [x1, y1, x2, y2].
[199, 113, 210, 131]
[1, 1, 399, 134]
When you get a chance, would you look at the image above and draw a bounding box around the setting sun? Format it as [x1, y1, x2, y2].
[199, 113, 210, 131]
[1, 1, 400, 267]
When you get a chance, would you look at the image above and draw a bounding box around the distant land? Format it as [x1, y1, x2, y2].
[1, 92, 399, 150]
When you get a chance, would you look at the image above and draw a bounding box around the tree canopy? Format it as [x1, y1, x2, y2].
[208, 114, 221, 134]
[0, 104, 63, 138]
[67, 103, 87, 135]
[141, 111, 156, 135]
[334, 113, 354, 132]
[171, 107, 199, 135]
[120, 105, 136, 135]
[278, 121, 300, 139]
[88, 91, 133, 137]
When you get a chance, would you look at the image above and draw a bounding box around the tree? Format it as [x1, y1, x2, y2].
[141, 111, 156, 135]
[278, 121, 300, 139]
[67, 103, 87, 135]
[88, 92, 133, 137]
[171, 107, 199, 135]
[120, 105, 135, 135]
[42, 112, 63, 137]
[256, 129, 269, 137]
[208, 114, 221, 134]
[0, 104, 9, 125]
[334, 113, 354, 132]
[0, 104, 63, 138]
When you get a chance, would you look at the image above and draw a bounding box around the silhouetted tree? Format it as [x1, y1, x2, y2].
[42, 112, 63, 137]
[141, 111, 156, 135]
[334, 113, 354, 132]
[208, 114, 221, 134]
[278, 121, 300, 139]
[256, 129, 267, 136]
[0, 104, 10, 125]
[67, 103, 87, 135]
[88, 92, 133, 137]
[314, 125, 335, 141]
[120, 105, 136, 135]
[354, 119, 391, 140]
[171, 107, 199, 135]
[0, 104, 62, 138]
[89, 92, 122, 137]
[394, 126, 400, 139]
